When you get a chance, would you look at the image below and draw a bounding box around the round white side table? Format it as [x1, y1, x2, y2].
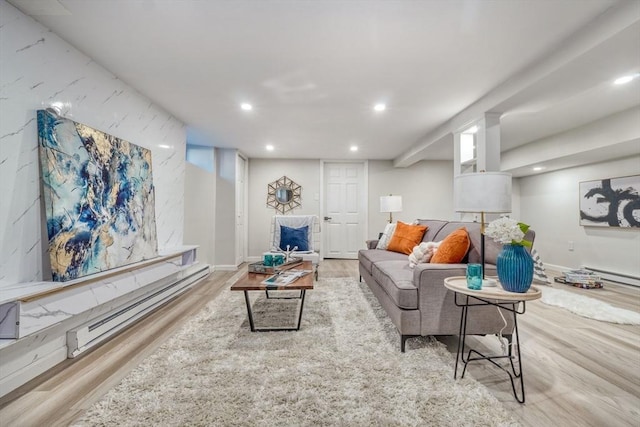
[444, 276, 541, 403]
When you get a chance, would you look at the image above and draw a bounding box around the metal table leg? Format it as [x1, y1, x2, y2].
[243, 289, 307, 332]
[454, 296, 469, 379]
[453, 295, 529, 403]
[243, 290, 255, 332]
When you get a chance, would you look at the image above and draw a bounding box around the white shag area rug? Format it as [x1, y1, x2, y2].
[73, 278, 519, 427]
[541, 287, 640, 325]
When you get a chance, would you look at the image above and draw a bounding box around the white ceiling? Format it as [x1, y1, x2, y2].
[8, 0, 640, 172]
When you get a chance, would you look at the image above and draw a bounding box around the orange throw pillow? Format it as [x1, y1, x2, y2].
[387, 222, 428, 255]
[431, 227, 470, 263]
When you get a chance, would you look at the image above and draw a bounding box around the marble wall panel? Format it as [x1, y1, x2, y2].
[16, 259, 182, 338]
[1, 332, 66, 375]
[0, 2, 186, 285]
[0, 303, 17, 338]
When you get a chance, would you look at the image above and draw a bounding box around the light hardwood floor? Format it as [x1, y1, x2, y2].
[0, 260, 638, 426]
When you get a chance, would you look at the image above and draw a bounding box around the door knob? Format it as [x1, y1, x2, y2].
[324, 216, 332, 221]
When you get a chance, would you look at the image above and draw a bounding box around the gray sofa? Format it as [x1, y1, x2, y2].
[358, 219, 535, 352]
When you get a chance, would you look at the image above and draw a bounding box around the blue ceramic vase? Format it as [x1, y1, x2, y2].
[496, 244, 534, 293]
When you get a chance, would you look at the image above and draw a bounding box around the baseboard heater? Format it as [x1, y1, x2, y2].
[583, 266, 640, 287]
[67, 265, 209, 358]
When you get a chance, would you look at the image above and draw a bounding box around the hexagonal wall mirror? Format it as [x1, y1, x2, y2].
[267, 176, 301, 214]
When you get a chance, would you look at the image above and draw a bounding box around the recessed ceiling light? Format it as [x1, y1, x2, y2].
[158, 144, 171, 149]
[532, 166, 545, 171]
[613, 73, 639, 85]
[265, 144, 274, 151]
[350, 146, 358, 152]
[373, 103, 386, 112]
[240, 103, 253, 111]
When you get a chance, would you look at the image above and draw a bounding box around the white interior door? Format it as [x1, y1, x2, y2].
[323, 162, 366, 259]
[235, 155, 246, 266]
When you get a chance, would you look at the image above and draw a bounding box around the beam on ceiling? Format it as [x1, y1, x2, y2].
[393, 0, 640, 168]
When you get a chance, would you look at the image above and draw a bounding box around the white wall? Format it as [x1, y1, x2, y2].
[246, 159, 456, 257]
[511, 179, 522, 221]
[247, 159, 321, 258]
[214, 148, 238, 268]
[368, 160, 455, 237]
[184, 163, 215, 266]
[0, 2, 186, 285]
[519, 156, 640, 278]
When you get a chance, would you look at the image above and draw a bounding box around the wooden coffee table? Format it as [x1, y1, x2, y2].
[231, 261, 314, 332]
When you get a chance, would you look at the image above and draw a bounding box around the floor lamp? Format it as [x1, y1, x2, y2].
[380, 195, 402, 223]
[454, 172, 512, 286]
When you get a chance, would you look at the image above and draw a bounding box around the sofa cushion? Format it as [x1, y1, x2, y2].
[358, 249, 408, 275]
[371, 260, 418, 309]
[431, 227, 470, 263]
[434, 222, 478, 263]
[387, 222, 428, 255]
[416, 219, 448, 243]
[432, 221, 534, 265]
[376, 222, 397, 250]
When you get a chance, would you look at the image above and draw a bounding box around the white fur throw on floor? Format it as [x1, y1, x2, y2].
[541, 287, 640, 325]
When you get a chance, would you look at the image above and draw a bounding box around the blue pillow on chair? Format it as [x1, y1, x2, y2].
[280, 225, 309, 251]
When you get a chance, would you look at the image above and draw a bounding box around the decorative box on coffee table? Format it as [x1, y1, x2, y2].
[248, 257, 303, 275]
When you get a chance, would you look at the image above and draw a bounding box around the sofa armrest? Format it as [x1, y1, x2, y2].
[413, 264, 467, 289]
[413, 262, 514, 336]
[365, 240, 379, 249]
[414, 263, 467, 308]
[412, 263, 470, 336]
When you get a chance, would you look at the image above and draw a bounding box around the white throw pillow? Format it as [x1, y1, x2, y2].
[408, 241, 441, 268]
[376, 223, 397, 250]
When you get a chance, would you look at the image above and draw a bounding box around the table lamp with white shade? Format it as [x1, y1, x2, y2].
[380, 195, 402, 223]
[454, 172, 512, 286]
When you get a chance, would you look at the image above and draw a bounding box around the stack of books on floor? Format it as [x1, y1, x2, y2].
[554, 269, 604, 289]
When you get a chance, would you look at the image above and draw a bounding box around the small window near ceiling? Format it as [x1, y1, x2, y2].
[186, 144, 215, 173]
[460, 126, 477, 173]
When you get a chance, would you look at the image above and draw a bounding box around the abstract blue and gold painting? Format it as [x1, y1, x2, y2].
[37, 109, 158, 281]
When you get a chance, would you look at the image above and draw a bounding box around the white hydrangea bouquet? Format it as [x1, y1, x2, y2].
[485, 217, 532, 247]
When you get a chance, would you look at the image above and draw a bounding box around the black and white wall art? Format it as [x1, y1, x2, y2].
[579, 175, 640, 228]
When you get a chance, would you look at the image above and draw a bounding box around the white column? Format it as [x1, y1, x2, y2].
[453, 112, 503, 219]
[452, 131, 463, 219]
[476, 112, 502, 172]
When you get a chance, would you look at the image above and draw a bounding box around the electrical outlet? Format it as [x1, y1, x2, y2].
[568, 241, 574, 251]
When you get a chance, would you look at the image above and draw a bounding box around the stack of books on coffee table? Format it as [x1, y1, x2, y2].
[261, 269, 313, 286]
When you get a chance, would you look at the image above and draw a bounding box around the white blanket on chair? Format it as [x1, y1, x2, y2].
[272, 215, 316, 253]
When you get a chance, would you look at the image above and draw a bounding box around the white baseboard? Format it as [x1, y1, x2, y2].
[66, 265, 209, 358]
[582, 265, 640, 287]
[214, 265, 238, 271]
